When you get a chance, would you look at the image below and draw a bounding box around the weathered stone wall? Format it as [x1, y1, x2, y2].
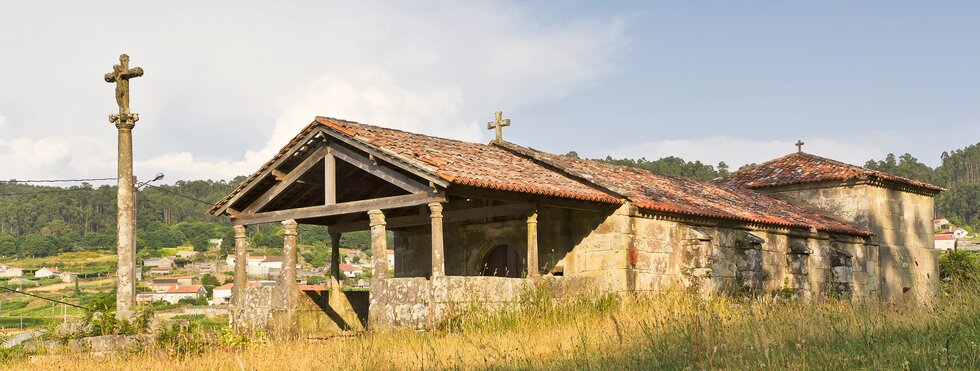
[369, 276, 528, 329]
[393, 204, 631, 291]
[627, 217, 877, 300]
[231, 285, 274, 332]
[393, 202, 875, 302]
[763, 183, 939, 301]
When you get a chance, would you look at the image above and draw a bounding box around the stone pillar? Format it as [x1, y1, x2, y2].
[527, 211, 539, 278]
[277, 219, 299, 334]
[114, 119, 137, 322]
[232, 225, 248, 311]
[330, 232, 342, 283]
[429, 202, 445, 278]
[369, 210, 388, 279]
[280, 220, 299, 296]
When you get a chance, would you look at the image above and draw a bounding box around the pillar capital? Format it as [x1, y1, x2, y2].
[527, 211, 538, 224]
[428, 202, 443, 217]
[282, 219, 298, 235]
[368, 209, 386, 226]
[233, 224, 248, 238]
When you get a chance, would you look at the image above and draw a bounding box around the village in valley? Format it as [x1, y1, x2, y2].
[0, 238, 391, 335]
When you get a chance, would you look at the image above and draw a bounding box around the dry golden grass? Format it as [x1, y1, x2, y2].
[7, 282, 980, 370]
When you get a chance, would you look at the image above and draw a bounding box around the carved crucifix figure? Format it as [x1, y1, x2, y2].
[487, 111, 511, 143]
[104, 54, 144, 125]
[795, 139, 805, 152]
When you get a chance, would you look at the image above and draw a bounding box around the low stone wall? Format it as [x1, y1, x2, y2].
[230, 285, 274, 332]
[369, 276, 529, 330]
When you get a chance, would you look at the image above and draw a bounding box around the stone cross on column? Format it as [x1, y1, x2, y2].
[104, 54, 143, 321]
[795, 139, 805, 152]
[104, 54, 144, 125]
[487, 111, 511, 143]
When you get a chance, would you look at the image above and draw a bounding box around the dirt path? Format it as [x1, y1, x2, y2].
[26, 278, 113, 292]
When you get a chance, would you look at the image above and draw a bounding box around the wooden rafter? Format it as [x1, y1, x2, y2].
[242, 145, 330, 214]
[316, 126, 450, 188]
[328, 203, 536, 233]
[212, 130, 323, 216]
[232, 192, 446, 226]
[327, 142, 430, 194]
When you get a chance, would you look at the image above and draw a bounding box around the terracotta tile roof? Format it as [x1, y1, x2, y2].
[720, 152, 944, 192]
[207, 118, 622, 215]
[934, 234, 955, 240]
[494, 143, 871, 236]
[209, 116, 870, 237]
[316, 117, 624, 204]
[340, 264, 362, 271]
[162, 284, 204, 294]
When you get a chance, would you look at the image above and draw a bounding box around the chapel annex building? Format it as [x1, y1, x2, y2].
[209, 115, 942, 332]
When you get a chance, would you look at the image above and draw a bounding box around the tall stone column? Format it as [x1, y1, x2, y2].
[232, 225, 248, 309]
[368, 210, 388, 280]
[273, 219, 299, 336]
[280, 219, 299, 300]
[330, 232, 342, 283]
[429, 202, 445, 278]
[527, 211, 539, 278]
[115, 119, 137, 321]
[104, 54, 143, 322]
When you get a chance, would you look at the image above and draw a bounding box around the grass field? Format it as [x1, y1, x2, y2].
[2, 251, 116, 276]
[5, 280, 979, 370]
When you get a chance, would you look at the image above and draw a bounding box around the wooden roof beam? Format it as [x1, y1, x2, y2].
[232, 192, 445, 226]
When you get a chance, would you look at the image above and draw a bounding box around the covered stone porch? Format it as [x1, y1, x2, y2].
[212, 122, 597, 333]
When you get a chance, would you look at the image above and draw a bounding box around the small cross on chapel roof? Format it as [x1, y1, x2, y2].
[795, 139, 805, 152]
[487, 111, 510, 143]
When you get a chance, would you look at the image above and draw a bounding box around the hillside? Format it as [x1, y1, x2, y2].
[1, 142, 976, 258]
[864, 142, 980, 232]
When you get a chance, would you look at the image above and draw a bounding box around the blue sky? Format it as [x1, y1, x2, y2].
[0, 1, 977, 182]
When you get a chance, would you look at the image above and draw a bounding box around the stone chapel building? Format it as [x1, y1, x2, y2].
[209, 115, 943, 332]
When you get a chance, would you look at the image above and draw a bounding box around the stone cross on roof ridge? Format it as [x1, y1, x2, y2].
[795, 139, 805, 152]
[487, 111, 511, 143]
[104, 54, 144, 126]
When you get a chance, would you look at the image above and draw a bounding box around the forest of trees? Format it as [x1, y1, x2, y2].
[0, 142, 976, 259]
[0, 178, 374, 259]
[864, 143, 980, 233]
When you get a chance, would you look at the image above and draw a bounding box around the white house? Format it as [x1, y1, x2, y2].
[148, 276, 200, 292]
[143, 256, 175, 268]
[59, 271, 78, 283]
[148, 266, 172, 275]
[211, 281, 261, 305]
[387, 249, 395, 268]
[935, 233, 957, 250]
[35, 267, 60, 278]
[225, 254, 272, 267]
[0, 264, 24, 277]
[340, 264, 363, 278]
[258, 256, 283, 269]
[137, 284, 206, 304]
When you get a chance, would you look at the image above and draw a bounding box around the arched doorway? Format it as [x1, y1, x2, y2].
[480, 244, 523, 278]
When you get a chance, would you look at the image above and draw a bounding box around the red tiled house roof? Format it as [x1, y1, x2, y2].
[210, 117, 871, 237]
[719, 152, 944, 192]
[494, 142, 871, 236]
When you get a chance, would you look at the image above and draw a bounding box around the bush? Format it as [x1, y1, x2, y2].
[939, 250, 980, 282]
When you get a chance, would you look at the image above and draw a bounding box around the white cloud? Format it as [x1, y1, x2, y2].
[598, 136, 887, 168]
[122, 4, 626, 179]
